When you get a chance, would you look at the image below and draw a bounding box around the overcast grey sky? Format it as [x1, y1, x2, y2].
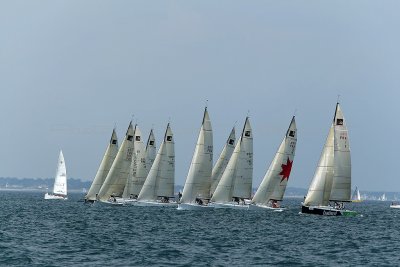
[1, 1, 399, 191]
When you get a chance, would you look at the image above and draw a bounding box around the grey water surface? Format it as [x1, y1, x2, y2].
[0, 191, 399, 266]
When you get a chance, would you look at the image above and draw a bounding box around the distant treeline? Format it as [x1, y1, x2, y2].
[0, 177, 91, 190]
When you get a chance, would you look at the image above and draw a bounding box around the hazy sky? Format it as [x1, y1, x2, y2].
[1, 1, 399, 191]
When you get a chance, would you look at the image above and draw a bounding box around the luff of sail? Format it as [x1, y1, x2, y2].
[252, 116, 297, 205]
[211, 117, 253, 203]
[329, 103, 351, 202]
[53, 150, 67, 196]
[138, 124, 174, 201]
[210, 127, 236, 195]
[181, 107, 213, 203]
[86, 129, 118, 201]
[97, 122, 135, 201]
[304, 125, 335, 206]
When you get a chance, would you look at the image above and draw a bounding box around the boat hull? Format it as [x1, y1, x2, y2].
[209, 202, 249, 210]
[248, 204, 285, 212]
[390, 205, 400, 209]
[301, 205, 357, 216]
[44, 193, 67, 200]
[136, 200, 178, 207]
[177, 203, 212, 210]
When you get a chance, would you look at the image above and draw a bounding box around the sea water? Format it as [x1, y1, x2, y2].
[1, 191, 399, 266]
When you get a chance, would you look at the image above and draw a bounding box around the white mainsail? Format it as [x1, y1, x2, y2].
[97, 122, 135, 201]
[329, 103, 351, 202]
[211, 117, 253, 203]
[210, 127, 236, 195]
[304, 103, 351, 206]
[86, 129, 118, 201]
[122, 125, 146, 198]
[53, 150, 67, 196]
[252, 116, 297, 205]
[124, 128, 157, 198]
[138, 124, 175, 201]
[232, 117, 253, 199]
[181, 107, 213, 203]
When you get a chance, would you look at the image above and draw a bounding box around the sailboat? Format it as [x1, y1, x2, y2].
[178, 107, 213, 210]
[44, 150, 68, 200]
[85, 129, 118, 203]
[121, 125, 145, 202]
[210, 127, 236, 196]
[250, 116, 297, 211]
[137, 123, 175, 206]
[209, 117, 253, 209]
[301, 102, 357, 216]
[97, 122, 135, 204]
[351, 186, 362, 202]
[379, 193, 387, 201]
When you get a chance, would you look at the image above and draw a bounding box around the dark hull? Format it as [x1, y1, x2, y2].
[301, 205, 343, 216]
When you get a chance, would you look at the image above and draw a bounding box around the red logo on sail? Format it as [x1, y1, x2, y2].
[280, 158, 293, 182]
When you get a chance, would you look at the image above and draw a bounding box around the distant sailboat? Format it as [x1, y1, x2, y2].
[210, 127, 236, 196]
[209, 117, 253, 209]
[85, 129, 118, 203]
[250, 116, 297, 211]
[379, 193, 387, 201]
[97, 122, 135, 204]
[178, 107, 213, 210]
[301, 102, 357, 216]
[351, 186, 362, 202]
[44, 150, 68, 200]
[137, 123, 175, 206]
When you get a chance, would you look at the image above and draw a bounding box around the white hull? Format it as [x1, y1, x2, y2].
[248, 204, 285, 212]
[44, 193, 67, 200]
[209, 202, 249, 209]
[177, 203, 212, 210]
[390, 204, 400, 209]
[136, 200, 178, 207]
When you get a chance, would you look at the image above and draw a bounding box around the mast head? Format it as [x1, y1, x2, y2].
[241, 116, 252, 141]
[164, 123, 174, 143]
[286, 116, 297, 138]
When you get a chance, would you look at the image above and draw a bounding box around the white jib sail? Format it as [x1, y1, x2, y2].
[86, 129, 118, 201]
[352, 187, 361, 201]
[53, 150, 67, 196]
[252, 116, 297, 205]
[329, 103, 351, 202]
[232, 117, 253, 199]
[211, 135, 241, 203]
[181, 107, 213, 203]
[97, 122, 135, 201]
[138, 124, 174, 201]
[210, 127, 236, 195]
[304, 124, 335, 206]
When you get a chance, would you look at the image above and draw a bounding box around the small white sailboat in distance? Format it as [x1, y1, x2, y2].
[44, 150, 68, 200]
[379, 193, 387, 201]
[178, 107, 213, 210]
[351, 186, 362, 202]
[250, 116, 297, 211]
